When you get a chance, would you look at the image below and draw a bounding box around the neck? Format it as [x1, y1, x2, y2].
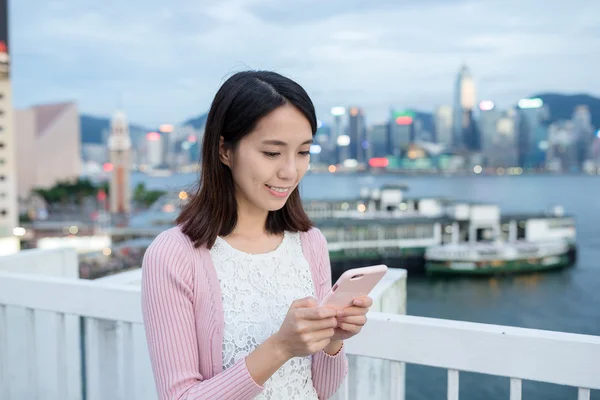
[231, 197, 270, 238]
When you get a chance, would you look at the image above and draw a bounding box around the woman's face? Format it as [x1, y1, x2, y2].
[220, 104, 313, 215]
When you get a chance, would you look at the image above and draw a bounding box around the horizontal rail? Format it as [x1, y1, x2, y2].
[0, 271, 142, 323]
[345, 313, 600, 391]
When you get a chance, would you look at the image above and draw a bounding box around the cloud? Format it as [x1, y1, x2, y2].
[9, 0, 600, 126]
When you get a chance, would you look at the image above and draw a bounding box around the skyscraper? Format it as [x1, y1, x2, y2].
[347, 107, 366, 162]
[389, 109, 414, 154]
[572, 105, 595, 168]
[517, 98, 549, 169]
[452, 65, 477, 150]
[478, 100, 501, 161]
[108, 111, 132, 215]
[367, 123, 389, 158]
[0, 0, 19, 253]
[434, 105, 453, 147]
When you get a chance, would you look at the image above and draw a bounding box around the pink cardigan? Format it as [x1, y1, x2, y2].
[141, 226, 348, 400]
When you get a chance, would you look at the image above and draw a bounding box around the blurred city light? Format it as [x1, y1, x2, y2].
[310, 144, 322, 154]
[518, 98, 543, 109]
[330, 107, 346, 116]
[146, 132, 161, 141]
[328, 165, 337, 173]
[13, 227, 26, 237]
[479, 100, 495, 111]
[343, 159, 358, 168]
[473, 165, 483, 174]
[159, 124, 174, 133]
[369, 157, 389, 168]
[337, 135, 350, 146]
[178, 191, 188, 200]
[395, 116, 413, 125]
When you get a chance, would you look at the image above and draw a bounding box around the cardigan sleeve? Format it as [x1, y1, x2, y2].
[141, 231, 264, 400]
[309, 228, 349, 399]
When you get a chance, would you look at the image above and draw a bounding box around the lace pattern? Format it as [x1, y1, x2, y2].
[210, 231, 318, 399]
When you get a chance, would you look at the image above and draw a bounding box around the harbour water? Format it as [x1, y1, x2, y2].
[133, 172, 600, 399]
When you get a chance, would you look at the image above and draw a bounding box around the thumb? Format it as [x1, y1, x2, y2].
[292, 296, 318, 308]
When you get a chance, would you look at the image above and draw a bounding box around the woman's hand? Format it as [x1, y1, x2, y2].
[271, 296, 338, 360]
[331, 296, 373, 341]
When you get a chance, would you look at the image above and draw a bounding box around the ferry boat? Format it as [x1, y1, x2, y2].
[303, 185, 577, 279]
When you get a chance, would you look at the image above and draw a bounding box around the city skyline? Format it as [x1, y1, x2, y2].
[9, 0, 600, 126]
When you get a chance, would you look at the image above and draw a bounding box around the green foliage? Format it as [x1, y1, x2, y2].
[133, 182, 166, 207]
[33, 178, 99, 205]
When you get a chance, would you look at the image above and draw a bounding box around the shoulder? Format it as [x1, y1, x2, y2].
[300, 227, 327, 250]
[142, 226, 204, 277]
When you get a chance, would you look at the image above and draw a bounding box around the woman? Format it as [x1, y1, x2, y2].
[141, 70, 373, 400]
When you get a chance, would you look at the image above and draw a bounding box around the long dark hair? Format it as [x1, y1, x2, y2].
[177, 71, 316, 248]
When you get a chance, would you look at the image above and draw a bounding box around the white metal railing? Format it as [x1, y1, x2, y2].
[1, 270, 599, 400]
[338, 313, 600, 400]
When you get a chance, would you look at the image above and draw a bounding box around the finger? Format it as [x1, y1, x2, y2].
[292, 296, 318, 309]
[337, 315, 367, 326]
[352, 296, 373, 307]
[338, 306, 369, 317]
[311, 327, 336, 342]
[297, 306, 337, 320]
[337, 322, 361, 333]
[300, 317, 337, 332]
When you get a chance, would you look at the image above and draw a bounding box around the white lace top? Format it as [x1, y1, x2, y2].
[210, 231, 319, 399]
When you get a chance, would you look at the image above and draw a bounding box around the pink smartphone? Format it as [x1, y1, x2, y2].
[320, 264, 388, 309]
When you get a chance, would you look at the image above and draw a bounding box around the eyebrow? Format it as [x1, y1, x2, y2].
[261, 139, 313, 146]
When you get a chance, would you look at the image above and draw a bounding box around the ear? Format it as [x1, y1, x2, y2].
[219, 136, 233, 168]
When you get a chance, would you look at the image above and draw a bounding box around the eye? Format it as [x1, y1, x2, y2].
[299, 151, 310, 156]
[263, 152, 279, 158]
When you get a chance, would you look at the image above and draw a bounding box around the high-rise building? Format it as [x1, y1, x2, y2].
[434, 105, 452, 147]
[516, 98, 549, 169]
[0, 0, 19, 253]
[547, 120, 578, 172]
[489, 110, 518, 167]
[15, 102, 82, 199]
[452, 65, 477, 150]
[478, 100, 501, 163]
[367, 123, 389, 158]
[145, 131, 163, 167]
[108, 111, 132, 215]
[347, 107, 366, 163]
[331, 107, 349, 164]
[572, 105, 595, 168]
[389, 109, 414, 154]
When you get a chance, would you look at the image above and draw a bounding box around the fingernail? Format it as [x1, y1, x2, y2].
[354, 299, 363, 306]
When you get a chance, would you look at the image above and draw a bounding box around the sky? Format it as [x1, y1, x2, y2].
[9, 0, 600, 127]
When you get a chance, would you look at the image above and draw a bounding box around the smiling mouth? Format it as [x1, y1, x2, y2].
[265, 185, 291, 193]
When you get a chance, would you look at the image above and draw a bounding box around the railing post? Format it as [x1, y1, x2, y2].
[26, 308, 39, 400]
[447, 369, 459, 400]
[510, 378, 522, 400]
[578, 388, 590, 400]
[0, 304, 8, 400]
[86, 318, 120, 400]
[56, 312, 68, 400]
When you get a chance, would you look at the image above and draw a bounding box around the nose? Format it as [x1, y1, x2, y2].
[277, 155, 297, 181]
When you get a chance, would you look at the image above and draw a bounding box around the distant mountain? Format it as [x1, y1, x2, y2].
[80, 114, 150, 145]
[182, 112, 208, 130]
[530, 93, 600, 128]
